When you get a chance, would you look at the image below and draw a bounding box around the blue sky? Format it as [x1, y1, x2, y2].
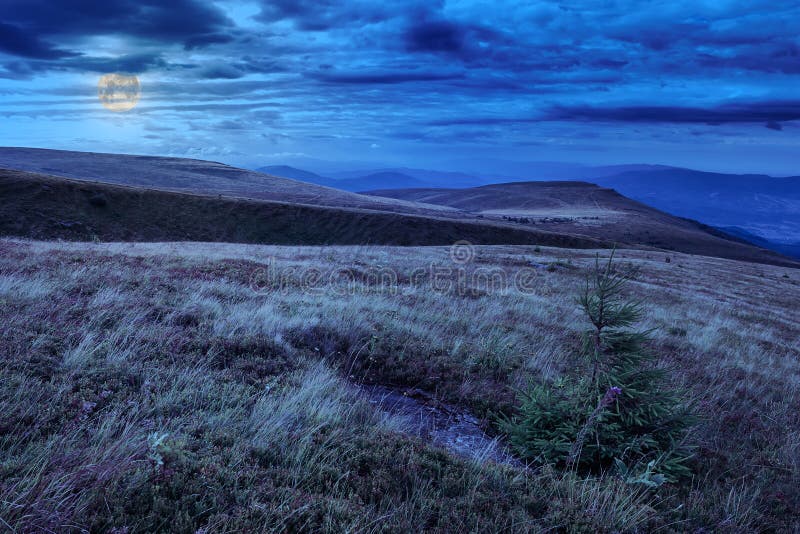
[1, 0, 798, 176]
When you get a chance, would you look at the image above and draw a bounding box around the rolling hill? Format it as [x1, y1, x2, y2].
[0, 167, 606, 249]
[333, 172, 428, 192]
[0, 147, 450, 215]
[259, 166, 432, 192]
[329, 168, 487, 188]
[366, 181, 799, 267]
[255, 165, 340, 188]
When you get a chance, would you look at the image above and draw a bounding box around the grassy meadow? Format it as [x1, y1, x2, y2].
[1, 238, 798, 532]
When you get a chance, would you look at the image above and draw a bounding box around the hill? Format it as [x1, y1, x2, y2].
[260, 167, 439, 192]
[335, 171, 429, 192]
[0, 147, 448, 215]
[366, 181, 799, 267]
[255, 165, 340, 188]
[331, 167, 487, 188]
[0, 167, 606, 249]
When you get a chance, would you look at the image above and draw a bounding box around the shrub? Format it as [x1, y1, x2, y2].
[500, 252, 696, 481]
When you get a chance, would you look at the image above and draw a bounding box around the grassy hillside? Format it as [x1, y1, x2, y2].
[255, 165, 340, 188]
[2, 239, 798, 531]
[257, 167, 430, 192]
[0, 168, 606, 249]
[367, 181, 799, 267]
[0, 147, 449, 215]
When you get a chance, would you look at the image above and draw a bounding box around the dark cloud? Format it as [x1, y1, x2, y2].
[428, 116, 542, 127]
[406, 20, 466, 54]
[403, 13, 512, 66]
[309, 71, 465, 84]
[0, 23, 77, 59]
[66, 53, 169, 74]
[546, 102, 800, 125]
[0, 0, 233, 55]
[184, 33, 235, 51]
[696, 41, 800, 74]
[0, 52, 176, 78]
[256, 0, 396, 31]
[426, 101, 800, 129]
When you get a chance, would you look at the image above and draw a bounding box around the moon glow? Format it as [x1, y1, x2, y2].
[98, 73, 141, 112]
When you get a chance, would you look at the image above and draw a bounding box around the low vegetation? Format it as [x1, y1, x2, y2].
[1, 239, 798, 532]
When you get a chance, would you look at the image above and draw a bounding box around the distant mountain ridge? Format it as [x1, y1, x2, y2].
[587, 168, 800, 254]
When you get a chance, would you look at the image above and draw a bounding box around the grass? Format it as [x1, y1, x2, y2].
[0, 167, 608, 250]
[1, 238, 799, 531]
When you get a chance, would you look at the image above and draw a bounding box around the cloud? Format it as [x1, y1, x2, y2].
[0, 23, 78, 59]
[196, 63, 245, 80]
[403, 15, 504, 63]
[429, 101, 800, 129]
[255, 0, 400, 31]
[3, 0, 800, 174]
[428, 116, 542, 127]
[0, 0, 233, 47]
[65, 53, 169, 74]
[184, 33, 235, 51]
[546, 101, 800, 126]
[405, 19, 466, 54]
[309, 70, 465, 84]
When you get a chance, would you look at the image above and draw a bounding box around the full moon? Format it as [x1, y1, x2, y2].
[97, 73, 140, 112]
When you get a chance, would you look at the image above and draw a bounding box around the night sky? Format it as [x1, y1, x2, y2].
[1, 1, 798, 176]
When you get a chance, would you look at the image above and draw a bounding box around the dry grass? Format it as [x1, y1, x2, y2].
[1, 238, 798, 531]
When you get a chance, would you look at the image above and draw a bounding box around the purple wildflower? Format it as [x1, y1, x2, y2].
[601, 386, 623, 407]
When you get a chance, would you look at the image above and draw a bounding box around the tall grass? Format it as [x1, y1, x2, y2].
[1, 238, 798, 530]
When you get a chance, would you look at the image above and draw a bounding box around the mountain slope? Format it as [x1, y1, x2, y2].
[331, 167, 487, 188]
[255, 165, 340, 188]
[337, 172, 428, 192]
[260, 167, 434, 192]
[0, 147, 449, 215]
[0, 168, 607, 249]
[366, 181, 799, 267]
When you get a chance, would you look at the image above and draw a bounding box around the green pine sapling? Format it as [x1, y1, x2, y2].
[500, 251, 696, 481]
